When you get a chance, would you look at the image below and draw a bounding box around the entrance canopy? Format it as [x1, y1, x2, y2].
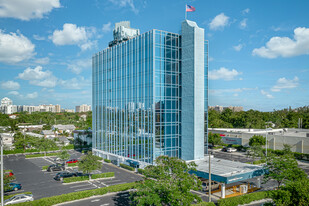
[189, 157, 265, 184]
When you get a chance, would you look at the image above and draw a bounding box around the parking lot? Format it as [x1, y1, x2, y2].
[3, 150, 143, 200]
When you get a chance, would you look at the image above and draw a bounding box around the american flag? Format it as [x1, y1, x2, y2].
[186, 5, 196, 12]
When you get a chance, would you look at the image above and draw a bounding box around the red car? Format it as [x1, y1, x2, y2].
[5, 171, 14, 177]
[66, 159, 78, 164]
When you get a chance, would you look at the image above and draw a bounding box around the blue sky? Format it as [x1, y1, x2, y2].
[0, 0, 308, 111]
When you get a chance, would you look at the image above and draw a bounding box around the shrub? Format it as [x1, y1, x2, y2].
[104, 159, 111, 163]
[92, 172, 114, 179]
[137, 168, 144, 175]
[217, 191, 275, 206]
[63, 144, 74, 150]
[120, 163, 134, 171]
[15, 182, 136, 206]
[63, 176, 89, 183]
[42, 166, 49, 170]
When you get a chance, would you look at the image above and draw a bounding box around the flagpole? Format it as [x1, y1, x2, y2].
[185, 4, 187, 20]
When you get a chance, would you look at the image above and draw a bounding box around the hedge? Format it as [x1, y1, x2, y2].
[120, 163, 134, 171]
[2, 192, 32, 201]
[137, 168, 144, 175]
[25, 153, 60, 158]
[42, 166, 49, 170]
[217, 191, 275, 206]
[92, 172, 114, 179]
[63, 172, 114, 183]
[63, 176, 89, 183]
[193, 202, 216, 206]
[104, 159, 111, 163]
[3, 144, 74, 155]
[14, 182, 136, 206]
[67, 163, 78, 167]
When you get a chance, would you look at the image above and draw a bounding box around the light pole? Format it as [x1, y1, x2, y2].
[208, 151, 212, 202]
[1, 134, 4, 206]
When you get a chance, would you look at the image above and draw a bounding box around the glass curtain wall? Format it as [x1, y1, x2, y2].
[154, 30, 181, 159]
[93, 31, 154, 163]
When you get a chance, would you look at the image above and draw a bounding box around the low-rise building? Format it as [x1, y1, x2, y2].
[1, 133, 14, 149]
[52, 124, 76, 134]
[41, 130, 56, 138]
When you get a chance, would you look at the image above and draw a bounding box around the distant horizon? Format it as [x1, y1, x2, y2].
[0, 0, 308, 111]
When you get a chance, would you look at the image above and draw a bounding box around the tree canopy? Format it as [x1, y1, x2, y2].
[208, 132, 223, 146]
[249, 135, 266, 147]
[131, 156, 202, 206]
[78, 152, 102, 179]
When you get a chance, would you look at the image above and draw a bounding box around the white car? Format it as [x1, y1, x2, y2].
[227, 147, 237, 153]
[4, 194, 34, 205]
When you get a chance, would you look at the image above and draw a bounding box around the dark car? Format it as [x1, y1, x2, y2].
[5, 183, 22, 192]
[47, 163, 65, 172]
[221, 147, 227, 152]
[66, 159, 78, 164]
[54, 171, 79, 181]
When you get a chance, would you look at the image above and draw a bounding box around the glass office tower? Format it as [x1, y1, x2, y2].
[92, 20, 207, 164]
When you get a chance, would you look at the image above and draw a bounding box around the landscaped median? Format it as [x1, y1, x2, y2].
[63, 172, 115, 183]
[25, 152, 60, 158]
[120, 163, 135, 171]
[14, 182, 136, 206]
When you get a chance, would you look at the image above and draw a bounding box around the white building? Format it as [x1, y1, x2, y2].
[75, 104, 91, 113]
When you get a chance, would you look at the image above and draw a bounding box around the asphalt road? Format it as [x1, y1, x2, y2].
[3, 151, 143, 200]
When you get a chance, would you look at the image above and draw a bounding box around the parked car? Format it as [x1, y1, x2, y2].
[227, 147, 237, 153]
[208, 144, 214, 149]
[201, 181, 220, 192]
[47, 163, 65, 172]
[221, 147, 228, 152]
[4, 194, 33, 205]
[54, 171, 81, 181]
[5, 183, 22, 192]
[66, 159, 78, 164]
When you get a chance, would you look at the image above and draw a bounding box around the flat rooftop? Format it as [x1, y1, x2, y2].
[189, 157, 265, 184]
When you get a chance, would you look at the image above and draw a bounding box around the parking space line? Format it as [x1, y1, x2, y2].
[74, 187, 96, 192]
[91, 199, 100, 202]
[70, 183, 92, 188]
[44, 157, 55, 164]
[88, 181, 100, 188]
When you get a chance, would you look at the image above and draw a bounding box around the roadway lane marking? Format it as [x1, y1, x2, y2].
[101, 204, 110, 206]
[74, 187, 96, 192]
[91, 199, 100, 202]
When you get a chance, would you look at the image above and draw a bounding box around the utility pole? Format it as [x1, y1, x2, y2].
[1, 134, 4, 206]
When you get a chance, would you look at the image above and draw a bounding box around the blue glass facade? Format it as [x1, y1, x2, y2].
[93, 21, 207, 164]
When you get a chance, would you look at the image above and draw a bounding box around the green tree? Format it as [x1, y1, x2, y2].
[35, 138, 58, 156]
[264, 154, 307, 189]
[78, 152, 102, 180]
[131, 156, 202, 206]
[249, 135, 266, 147]
[57, 150, 70, 162]
[271, 178, 309, 206]
[247, 145, 264, 163]
[208, 132, 223, 146]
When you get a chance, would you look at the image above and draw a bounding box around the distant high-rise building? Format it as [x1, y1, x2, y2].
[209, 105, 243, 112]
[92, 20, 208, 164]
[1, 97, 12, 106]
[76, 104, 91, 113]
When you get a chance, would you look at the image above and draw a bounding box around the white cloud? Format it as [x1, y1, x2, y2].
[34, 57, 49, 64]
[252, 27, 309, 58]
[261, 90, 274, 99]
[0, 0, 60, 21]
[242, 8, 250, 14]
[25, 92, 38, 99]
[8, 91, 19, 96]
[271, 77, 299, 92]
[0, 30, 35, 64]
[209, 87, 257, 96]
[209, 67, 242, 81]
[1, 81, 20, 90]
[50, 23, 88, 45]
[108, 0, 138, 14]
[18, 66, 57, 88]
[9, 91, 38, 99]
[67, 58, 92, 74]
[102, 22, 112, 33]
[209, 13, 230, 30]
[240, 18, 247, 29]
[49, 23, 97, 51]
[33, 34, 45, 41]
[233, 44, 243, 51]
[59, 77, 90, 90]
